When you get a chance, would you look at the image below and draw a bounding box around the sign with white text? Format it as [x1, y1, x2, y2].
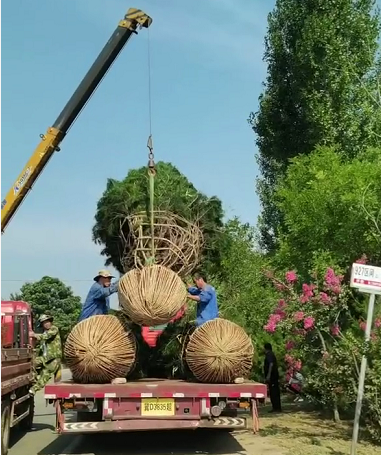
[350, 263, 381, 294]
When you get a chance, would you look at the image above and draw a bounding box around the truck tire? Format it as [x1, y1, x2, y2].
[19, 396, 35, 431]
[1, 401, 11, 455]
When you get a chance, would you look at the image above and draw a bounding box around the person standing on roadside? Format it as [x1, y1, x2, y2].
[264, 342, 282, 412]
[79, 269, 119, 321]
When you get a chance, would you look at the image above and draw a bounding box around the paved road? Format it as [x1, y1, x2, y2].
[8, 371, 280, 455]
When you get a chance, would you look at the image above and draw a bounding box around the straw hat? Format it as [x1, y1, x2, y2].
[93, 269, 115, 282]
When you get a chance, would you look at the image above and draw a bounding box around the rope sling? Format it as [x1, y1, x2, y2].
[117, 31, 187, 327]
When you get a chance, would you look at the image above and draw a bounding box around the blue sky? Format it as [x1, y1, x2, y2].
[1, 0, 274, 303]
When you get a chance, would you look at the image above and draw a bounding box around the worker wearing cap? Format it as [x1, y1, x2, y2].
[78, 270, 119, 321]
[29, 314, 62, 395]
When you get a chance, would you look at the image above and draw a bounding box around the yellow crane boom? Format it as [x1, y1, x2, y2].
[1, 8, 152, 233]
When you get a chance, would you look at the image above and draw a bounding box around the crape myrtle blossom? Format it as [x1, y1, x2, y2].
[264, 313, 282, 333]
[300, 283, 315, 303]
[355, 254, 368, 265]
[324, 268, 342, 294]
[331, 324, 340, 336]
[263, 266, 349, 362]
[285, 340, 295, 350]
[285, 354, 302, 371]
[319, 292, 331, 304]
[359, 320, 367, 331]
[294, 311, 304, 322]
[264, 299, 288, 333]
[285, 270, 298, 283]
[359, 318, 381, 331]
[304, 316, 315, 330]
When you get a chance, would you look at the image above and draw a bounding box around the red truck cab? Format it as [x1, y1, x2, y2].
[1, 300, 35, 455]
[1, 301, 34, 348]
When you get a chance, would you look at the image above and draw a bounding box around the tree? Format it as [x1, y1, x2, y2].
[211, 219, 281, 379]
[11, 276, 81, 341]
[215, 219, 275, 331]
[93, 161, 224, 274]
[274, 146, 381, 275]
[249, 0, 381, 251]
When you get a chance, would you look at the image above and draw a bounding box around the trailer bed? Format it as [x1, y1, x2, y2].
[45, 378, 267, 399]
[45, 379, 266, 434]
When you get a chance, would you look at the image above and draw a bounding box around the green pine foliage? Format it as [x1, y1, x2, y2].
[92, 161, 224, 274]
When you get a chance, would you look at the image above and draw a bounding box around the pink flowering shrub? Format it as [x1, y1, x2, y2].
[263, 261, 381, 434]
[262, 266, 355, 420]
[263, 267, 348, 339]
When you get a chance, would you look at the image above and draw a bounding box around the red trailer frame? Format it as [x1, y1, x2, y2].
[45, 379, 266, 434]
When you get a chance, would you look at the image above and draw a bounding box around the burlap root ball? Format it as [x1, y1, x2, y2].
[185, 318, 254, 383]
[118, 264, 187, 326]
[64, 315, 136, 383]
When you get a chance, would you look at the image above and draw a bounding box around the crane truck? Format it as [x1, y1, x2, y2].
[2, 6, 267, 437]
[1, 8, 152, 233]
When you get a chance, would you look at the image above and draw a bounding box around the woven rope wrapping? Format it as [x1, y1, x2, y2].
[64, 315, 136, 384]
[119, 211, 203, 278]
[185, 318, 254, 383]
[118, 264, 187, 327]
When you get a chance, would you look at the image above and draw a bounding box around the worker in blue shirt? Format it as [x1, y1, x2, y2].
[187, 273, 219, 326]
[79, 270, 119, 322]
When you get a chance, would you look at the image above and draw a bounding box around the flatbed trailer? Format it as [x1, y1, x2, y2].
[45, 379, 266, 434]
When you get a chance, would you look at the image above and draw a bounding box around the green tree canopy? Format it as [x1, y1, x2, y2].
[10, 276, 81, 341]
[249, 0, 380, 251]
[274, 146, 381, 275]
[93, 161, 224, 274]
[211, 219, 281, 379]
[216, 219, 275, 332]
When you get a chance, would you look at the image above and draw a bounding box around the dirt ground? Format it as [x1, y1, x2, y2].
[234, 400, 381, 455]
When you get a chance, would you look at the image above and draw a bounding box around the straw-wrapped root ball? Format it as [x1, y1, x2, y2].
[185, 318, 254, 383]
[118, 264, 187, 326]
[64, 315, 136, 384]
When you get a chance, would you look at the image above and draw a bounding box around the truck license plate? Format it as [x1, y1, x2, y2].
[141, 398, 175, 416]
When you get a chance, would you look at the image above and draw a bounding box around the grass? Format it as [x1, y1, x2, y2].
[256, 399, 381, 455]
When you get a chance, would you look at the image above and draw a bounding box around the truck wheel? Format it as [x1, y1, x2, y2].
[19, 396, 35, 431]
[1, 402, 11, 455]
